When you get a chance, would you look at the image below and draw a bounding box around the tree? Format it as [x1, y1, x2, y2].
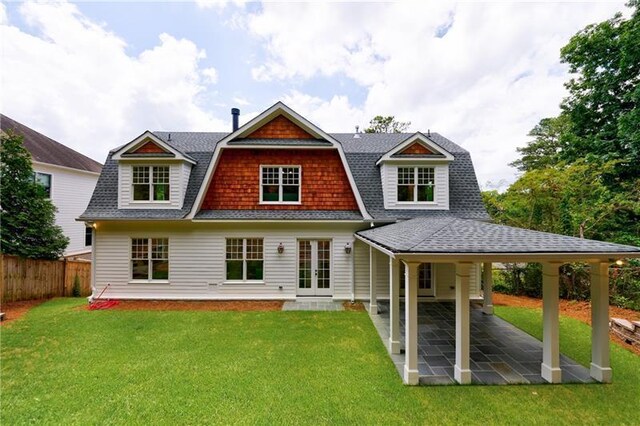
[510, 116, 570, 172]
[0, 131, 68, 259]
[364, 116, 411, 133]
[558, 0, 640, 178]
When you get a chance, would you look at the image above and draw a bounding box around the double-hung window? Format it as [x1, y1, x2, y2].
[397, 166, 435, 202]
[131, 238, 169, 281]
[226, 238, 264, 281]
[33, 172, 52, 198]
[132, 165, 170, 201]
[261, 166, 300, 203]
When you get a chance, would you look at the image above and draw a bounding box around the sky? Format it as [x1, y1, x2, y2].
[0, 1, 629, 190]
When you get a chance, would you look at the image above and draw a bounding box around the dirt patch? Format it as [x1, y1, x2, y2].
[494, 292, 640, 356]
[93, 299, 285, 312]
[342, 301, 366, 311]
[0, 299, 49, 325]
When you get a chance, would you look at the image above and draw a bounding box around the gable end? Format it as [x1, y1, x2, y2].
[131, 140, 168, 154]
[246, 115, 316, 140]
[398, 142, 434, 155]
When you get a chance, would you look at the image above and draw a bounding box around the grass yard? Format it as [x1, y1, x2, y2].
[2, 299, 639, 425]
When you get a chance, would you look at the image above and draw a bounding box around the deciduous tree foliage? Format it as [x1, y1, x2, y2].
[484, 2, 640, 308]
[364, 116, 411, 133]
[0, 131, 68, 259]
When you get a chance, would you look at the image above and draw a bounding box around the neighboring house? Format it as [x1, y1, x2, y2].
[1, 114, 103, 257]
[81, 102, 640, 385]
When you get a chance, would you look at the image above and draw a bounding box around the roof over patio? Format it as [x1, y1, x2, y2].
[356, 217, 640, 261]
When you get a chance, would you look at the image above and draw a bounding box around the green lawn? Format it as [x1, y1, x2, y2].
[2, 299, 639, 425]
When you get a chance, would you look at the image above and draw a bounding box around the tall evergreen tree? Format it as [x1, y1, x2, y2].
[1, 131, 68, 259]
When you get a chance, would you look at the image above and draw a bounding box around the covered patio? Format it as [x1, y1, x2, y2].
[356, 217, 640, 385]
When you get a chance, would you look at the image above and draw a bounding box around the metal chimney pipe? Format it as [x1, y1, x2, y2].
[231, 108, 240, 132]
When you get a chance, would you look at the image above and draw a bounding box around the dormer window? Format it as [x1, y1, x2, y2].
[397, 167, 435, 202]
[260, 166, 301, 203]
[132, 165, 170, 202]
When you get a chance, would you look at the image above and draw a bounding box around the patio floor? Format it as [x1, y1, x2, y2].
[369, 301, 594, 385]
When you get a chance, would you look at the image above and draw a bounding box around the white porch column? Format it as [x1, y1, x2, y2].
[542, 262, 562, 383]
[482, 262, 494, 315]
[403, 261, 420, 385]
[455, 262, 472, 384]
[389, 257, 401, 354]
[590, 262, 612, 383]
[369, 246, 378, 315]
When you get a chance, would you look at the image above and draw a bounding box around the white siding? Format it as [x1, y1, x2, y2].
[94, 222, 359, 300]
[381, 163, 450, 210]
[34, 163, 99, 255]
[118, 162, 184, 209]
[352, 244, 482, 301]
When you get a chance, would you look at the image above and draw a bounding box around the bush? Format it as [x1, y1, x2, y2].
[72, 274, 82, 297]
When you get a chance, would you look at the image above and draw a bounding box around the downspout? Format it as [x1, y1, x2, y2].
[350, 238, 356, 303]
[89, 223, 97, 303]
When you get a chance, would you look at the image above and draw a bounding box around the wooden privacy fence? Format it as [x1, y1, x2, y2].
[0, 255, 92, 303]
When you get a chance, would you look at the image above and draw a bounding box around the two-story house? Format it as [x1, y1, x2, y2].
[81, 102, 640, 385]
[1, 114, 103, 257]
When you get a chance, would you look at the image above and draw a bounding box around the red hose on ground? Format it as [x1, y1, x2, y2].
[88, 284, 120, 310]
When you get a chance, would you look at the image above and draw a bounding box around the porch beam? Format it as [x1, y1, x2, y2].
[369, 246, 378, 315]
[389, 257, 401, 354]
[455, 262, 472, 384]
[482, 262, 494, 315]
[590, 262, 612, 383]
[542, 262, 562, 383]
[403, 261, 420, 385]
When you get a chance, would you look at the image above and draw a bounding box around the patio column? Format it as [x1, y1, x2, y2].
[403, 261, 420, 385]
[590, 262, 612, 383]
[482, 262, 494, 315]
[369, 246, 378, 315]
[542, 262, 562, 383]
[455, 262, 472, 384]
[389, 257, 401, 354]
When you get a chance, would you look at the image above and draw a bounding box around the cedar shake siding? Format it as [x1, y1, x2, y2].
[246, 115, 316, 139]
[201, 149, 359, 210]
[133, 141, 167, 154]
[399, 142, 434, 155]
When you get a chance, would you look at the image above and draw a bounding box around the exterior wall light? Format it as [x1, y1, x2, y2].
[344, 242, 352, 254]
[615, 259, 624, 266]
[277, 243, 285, 254]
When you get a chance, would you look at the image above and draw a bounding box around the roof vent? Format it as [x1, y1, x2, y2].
[168, 133, 172, 142]
[353, 125, 360, 138]
[231, 108, 240, 132]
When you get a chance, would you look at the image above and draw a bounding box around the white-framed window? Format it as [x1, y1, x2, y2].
[260, 166, 301, 203]
[85, 226, 92, 247]
[132, 165, 170, 201]
[226, 238, 264, 281]
[131, 238, 169, 281]
[400, 262, 433, 290]
[33, 172, 52, 198]
[397, 166, 435, 202]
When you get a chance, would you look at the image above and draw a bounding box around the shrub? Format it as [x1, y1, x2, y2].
[72, 274, 82, 297]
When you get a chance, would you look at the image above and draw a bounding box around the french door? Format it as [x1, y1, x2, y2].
[400, 262, 435, 297]
[297, 240, 332, 296]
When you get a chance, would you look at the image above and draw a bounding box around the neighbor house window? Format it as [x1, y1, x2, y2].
[33, 172, 52, 198]
[226, 238, 264, 281]
[85, 227, 92, 247]
[131, 238, 169, 280]
[260, 166, 300, 203]
[397, 167, 435, 202]
[132, 166, 170, 201]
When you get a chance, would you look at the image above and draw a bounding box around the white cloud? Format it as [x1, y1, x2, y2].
[246, 2, 626, 188]
[195, 0, 246, 11]
[202, 67, 219, 84]
[232, 96, 251, 106]
[1, 1, 226, 164]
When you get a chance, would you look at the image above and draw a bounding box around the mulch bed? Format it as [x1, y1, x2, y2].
[494, 292, 640, 356]
[342, 301, 366, 311]
[99, 299, 285, 312]
[0, 299, 50, 325]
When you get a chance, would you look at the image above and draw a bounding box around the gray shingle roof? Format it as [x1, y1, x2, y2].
[81, 131, 489, 221]
[1, 114, 103, 173]
[357, 217, 640, 254]
[195, 210, 362, 220]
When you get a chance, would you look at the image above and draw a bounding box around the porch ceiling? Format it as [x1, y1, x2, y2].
[356, 217, 640, 261]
